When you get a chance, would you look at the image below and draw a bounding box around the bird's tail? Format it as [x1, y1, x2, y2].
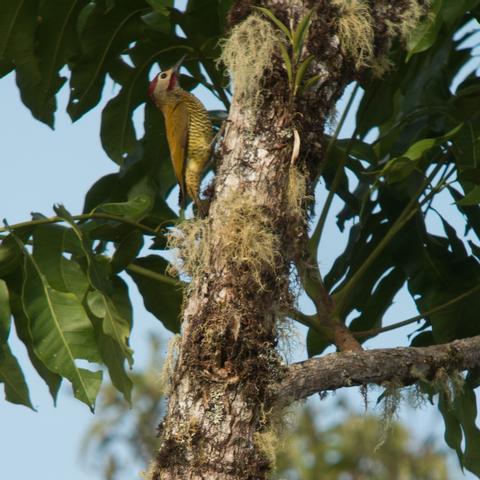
[185, 169, 208, 217]
[178, 185, 187, 211]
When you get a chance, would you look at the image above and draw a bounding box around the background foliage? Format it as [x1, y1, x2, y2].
[1, 0, 480, 475]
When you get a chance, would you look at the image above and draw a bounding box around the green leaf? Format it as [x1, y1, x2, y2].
[406, 0, 443, 62]
[145, 0, 172, 14]
[218, 0, 234, 31]
[33, 0, 85, 127]
[306, 327, 330, 357]
[6, 272, 62, 403]
[141, 11, 171, 33]
[54, 205, 134, 367]
[0, 279, 27, 406]
[292, 9, 313, 60]
[0, 343, 34, 409]
[32, 225, 89, 299]
[381, 125, 462, 183]
[294, 54, 314, 96]
[54, 204, 112, 294]
[402, 137, 438, 161]
[68, 0, 148, 120]
[87, 276, 133, 401]
[438, 383, 480, 476]
[83, 173, 119, 213]
[404, 124, 461, 160]
[0, 279, 10, 343]
[381, 157, 417, 184]
[349, 267, 405, 336]
[86, 285, 133, 367]
[443, 0, 480, 25]
[0, 0, 44, 123]
[15, 235, 102, 410]
[90, 313, 133, 403]
[0, 234, 24, 277]
[0, 58, 13, 78]
[127, 255, 181, 333]
[111, 230, 144, 273]
[77, 1, 95, 34]
[99, 59, 146, 164]
[95, 194, 154, 220]
[457, 185, 480, 206]
[301, 73, 321, 92]
[254, 6, 292, 42]
[458, 385, 480, 474]
[439, 391, 463, 462]
[278, 42, 293, 86]
[448, 185, 480, 240]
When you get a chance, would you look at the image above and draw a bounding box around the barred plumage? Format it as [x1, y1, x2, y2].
[149, 58, 213, 215]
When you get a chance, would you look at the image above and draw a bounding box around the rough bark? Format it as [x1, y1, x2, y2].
[150, 1, 434, 479]
[274, 334, 480, 405]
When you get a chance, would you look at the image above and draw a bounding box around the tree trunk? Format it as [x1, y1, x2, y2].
[148, 1, 430, 478]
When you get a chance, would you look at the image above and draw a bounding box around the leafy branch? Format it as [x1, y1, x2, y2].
[0, 211, 171, 238]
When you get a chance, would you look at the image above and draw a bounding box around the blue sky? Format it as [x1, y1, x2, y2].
[0, 31, 477, 480]
[0, 72, 170, 480]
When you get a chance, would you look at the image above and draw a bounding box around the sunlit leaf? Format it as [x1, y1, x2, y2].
[292, 9, 313, 60]
[406, 0, 443, 61]
[254, 6, 292, 41]
[32, 225, 89, 299]
[95, 194, 154, 220]
[294, 54, 314, 95]
[15, 235, 102, 410]
[6, 271, 62, 402]
[54, 205, 134, 367]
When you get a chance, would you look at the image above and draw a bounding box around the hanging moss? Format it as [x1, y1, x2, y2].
[383, 0, 432, 44]
[168, 193, 282, 290]
[218, 14, 281, 115]
[376, 381, 403, 450]
[332, 0, 375, 70]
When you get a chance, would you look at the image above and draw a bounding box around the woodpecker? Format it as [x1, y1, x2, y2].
[148, 55, 213, 215]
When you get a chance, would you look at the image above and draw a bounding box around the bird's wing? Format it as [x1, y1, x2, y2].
[164, 101, 189, 207]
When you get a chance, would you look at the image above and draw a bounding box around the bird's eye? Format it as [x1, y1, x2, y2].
[160, 73, 168, 79]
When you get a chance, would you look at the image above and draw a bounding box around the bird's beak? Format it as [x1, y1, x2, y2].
[172, 54, 187, 73]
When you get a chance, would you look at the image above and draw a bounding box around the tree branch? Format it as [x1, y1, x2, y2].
[274, 335, 480, 405]
[0, 212, 165, 237]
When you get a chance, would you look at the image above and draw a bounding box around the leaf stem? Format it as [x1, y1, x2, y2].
[354, 283, 480, 338]
[126, 263, 182, 288]
[0, 213, 166, 237]
[334, 161, 446, 315]
[309, 83, 360, 255]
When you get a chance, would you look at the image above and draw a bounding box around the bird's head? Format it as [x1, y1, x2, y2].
[148, 55, 186, 103]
